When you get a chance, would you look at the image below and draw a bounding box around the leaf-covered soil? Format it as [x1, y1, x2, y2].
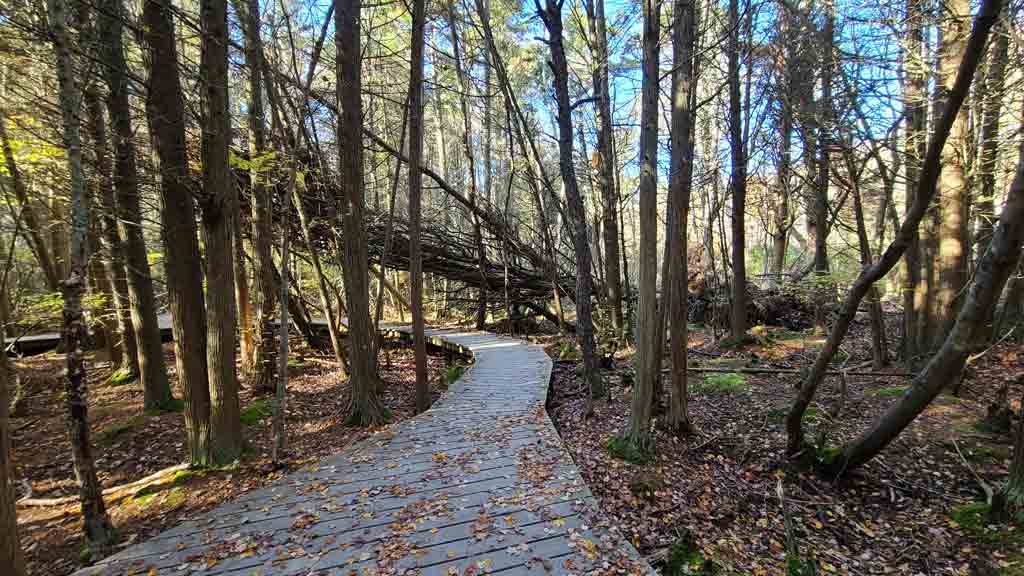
[12, 340, 447, 576]
[544, 319, 1023, 575]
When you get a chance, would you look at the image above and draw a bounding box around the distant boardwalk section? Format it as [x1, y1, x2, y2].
[75, 328, 653, 575]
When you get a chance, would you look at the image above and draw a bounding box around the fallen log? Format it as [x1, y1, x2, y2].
[18, 463, 189, 507]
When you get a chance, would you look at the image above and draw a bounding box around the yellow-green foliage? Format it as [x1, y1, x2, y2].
[693, 373, 748, 395]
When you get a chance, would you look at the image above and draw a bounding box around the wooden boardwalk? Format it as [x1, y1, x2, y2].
[75, 329, 653, 575]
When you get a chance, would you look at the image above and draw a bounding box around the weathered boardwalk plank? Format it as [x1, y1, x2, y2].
[75, 329, 652, 575]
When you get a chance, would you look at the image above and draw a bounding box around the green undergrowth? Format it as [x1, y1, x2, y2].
[240, 398, 272, 426]
[872, 385, 908, 398]
[767, 406, 819, 424]
[133, 485, 186, 509]
[693, 373, 748, 396]
[557, 339, 579, 360]
[607, 436, 650, 464]
[718, 334, 756, 349]
[106, 367, 137, 386]
[145, 397, 184, 416]
[443, 363, 467, 387]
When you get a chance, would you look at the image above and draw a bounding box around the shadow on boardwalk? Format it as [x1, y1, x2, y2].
[76, 328, 653, 575]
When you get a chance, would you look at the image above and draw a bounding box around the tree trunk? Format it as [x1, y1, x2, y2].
[728, 0, 747, 342]
[143, 0, 213, 466]
[242, 0, 277, 395]
[974, 18, 1007, 264]
[51, 0, 116, 554]
[846, 152, 889, 370]
[992, 384, 1024, 519]
[201, 0, 243, 464]
[82, 91, 138, 378]
[902, 0, 927, 360]
[83, 96, 121, 368]
[625, 0, 660, 451]
[785, 0, 1001, 456]
[585, 0, 624, 339]
[232, 203, 254, 380]
[337, 0, 385, 426]
[837, 102, 1024, 473]
[536, 0, 602, 410]
[666, 0, 697, 436]
[409, 0, 429, 413]
[445, 3, 488, 330]
[100, 0, 174, 411]
[813, 1, 834, 331]
[932, 0, 972, 346]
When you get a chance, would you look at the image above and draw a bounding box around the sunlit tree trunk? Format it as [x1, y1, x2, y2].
[409, 0, 429, 412]
[902, 0, 927, 360]
[626, 0, 661, 450]
[143, 0, 213, 465]
[201, 0, 243, 463]
[974, 18, 1007, 264]
[338, 0, 386, 426]
[51, 0, 116, 554]
[666, 0, 697, 436]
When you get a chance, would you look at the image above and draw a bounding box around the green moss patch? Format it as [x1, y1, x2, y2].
[105, 367, 137, 386]
[693, 373, 748, 396]
[607, 436, 649, 464]
[872, 385, 908, 398]
[240, 399, 272, 426]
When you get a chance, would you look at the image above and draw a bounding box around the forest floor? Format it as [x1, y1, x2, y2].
[538, 316, 1023, 575]
[12, 340, 447, 576]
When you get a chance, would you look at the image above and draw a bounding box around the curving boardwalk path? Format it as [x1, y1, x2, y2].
[77, 329, 653, 576]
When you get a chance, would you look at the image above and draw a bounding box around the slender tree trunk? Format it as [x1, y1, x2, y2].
[273, 162, 291, 467]
[409, 0, 429, 413]
[242, 0, 277, 394]
[846, 152, 889, 369]
[975, 19, 1007, 263]
[666, 0, 697, 436]
[625, 0, 660, 450]
[445, 3, 488, 330]
[100, 0, 174, 411]
[585, 0, 623, 339]
[728, 0, 747, 341]
[83, 92, 123, 368]
[143, 0, 213, 466]
[813, 1, 834, 330]
[837, 103, 1024, 473]
[784, 0, 1001, 456]
[338, 0, 385, 426]
[82, 92, 138, 378]
[201, 0, 242, 464]
[232, 205, 254, 380]
[536, 0, 603, 410]
[902, 0, 927, 360]
[51, 0, 116, 554]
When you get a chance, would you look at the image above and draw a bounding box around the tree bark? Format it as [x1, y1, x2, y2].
[201, 0, 243, 464]
[409, 0, 429, 413]
[974, 18, 1007, 264]
[445, 3, 488, 330]
[242, 0, 277, 394]
[100, 0, 174, 411]
[143, 0, 213, 466]
[585, 0, 623, 339]
[536, 0, 603, 412]
[666, 0, 697, 436]
[812, 0, 834, 330]
[625, 0, 660, 450]
[51, 0, 116, 554]
[727, 0, 747, 342]
[784, 0, 1001, 456]
[932, 0, 972, 346]
[902, 0, 927, 360]
[82, 91, 138, 378]
[337, 0, 385, 426]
